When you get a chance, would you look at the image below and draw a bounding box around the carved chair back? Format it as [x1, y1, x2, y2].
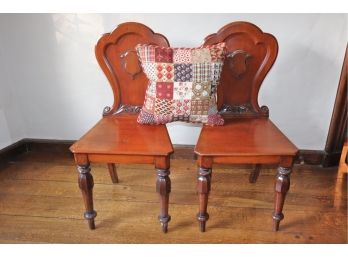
[95, 22, 170, 116]
[203, 21, 278, 119]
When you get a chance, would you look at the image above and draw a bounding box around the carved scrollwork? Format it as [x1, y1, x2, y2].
[120, 49, 142, 80]
[103, 104, 142, 116]
[219, 103, 254, 114]
[260, 105, 269, 115]
[103, 106, 112, 116]
[219, 104, 270, 117]
[114, 104, 142, 115]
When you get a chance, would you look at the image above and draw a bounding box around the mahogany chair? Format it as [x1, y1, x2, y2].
[194, 22, 298, 232]
[70, 22, 174, 233]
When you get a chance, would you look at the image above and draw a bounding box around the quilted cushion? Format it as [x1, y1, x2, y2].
[136, 43, 226, 125]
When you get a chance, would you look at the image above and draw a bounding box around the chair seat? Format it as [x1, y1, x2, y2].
[195, 118, 298, 156]
[70, 115, 173, 156]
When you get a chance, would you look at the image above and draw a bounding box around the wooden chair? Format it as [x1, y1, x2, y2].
[70, 22, 174, 233]
[194, 22, 298, 232]
[334, 139, 348, 208]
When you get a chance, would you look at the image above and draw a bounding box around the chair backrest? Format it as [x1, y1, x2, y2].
[95, 22, 170, 116]
[203, 21, 278, 119]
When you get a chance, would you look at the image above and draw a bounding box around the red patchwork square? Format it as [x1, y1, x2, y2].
[136, 43, 226, 125]
[155, 47, 173, 63]
[156, 63, 174, 82]
[156, 82, 174, 99]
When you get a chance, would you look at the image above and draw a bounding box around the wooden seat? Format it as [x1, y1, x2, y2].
[195, 119, 297, 157]
[70, 22, 174, 233]
[194, 22, 298, 232]
[70, 115, 172, 156]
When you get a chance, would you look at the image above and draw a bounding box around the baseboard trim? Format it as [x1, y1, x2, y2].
[295, 150, 326, 165]
[0, 138, 331, 168]
[322, 151, 341, 167]
[0, 139, 28, 169]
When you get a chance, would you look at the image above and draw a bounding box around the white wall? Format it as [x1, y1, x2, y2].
[0, 14, 346, 150]
[0, 28, 26, 149]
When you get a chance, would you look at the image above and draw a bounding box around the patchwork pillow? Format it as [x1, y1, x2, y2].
[136, 43, 226, 125]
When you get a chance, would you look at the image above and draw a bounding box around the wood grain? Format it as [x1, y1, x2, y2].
[0, 151, 346, 243]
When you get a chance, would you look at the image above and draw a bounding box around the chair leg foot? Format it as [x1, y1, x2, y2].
[161, 222, 168, 233]
[199, 221, 206, 232]
[86, 212, 97, 229]
[197, 167, 211, 232]
[197, 212, 209, 232]
[273, 166, 291, 231]
[77, 164, 97, 230]
[156, 168, 171, 233]
[272, 212, 283, 231]
[107, 163, 119, 183]
[249, 164, 261, 183]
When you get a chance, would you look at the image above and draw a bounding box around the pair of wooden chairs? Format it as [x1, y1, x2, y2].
[70, 21, 298, 233]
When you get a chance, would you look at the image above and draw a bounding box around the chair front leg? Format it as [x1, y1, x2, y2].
[156, 168, 171, 233]
[273, 166, 292, 231]
[77, 164, 97, 229]
[197, 167, 212, 232]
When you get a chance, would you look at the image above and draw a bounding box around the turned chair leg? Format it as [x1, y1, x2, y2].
[77, 164, 97, 229]
[156, 168, 171, 233]
[249, 164, 261, 183]
[273, 166, 292, 231]
[107, 163, 119, 183]
[197, 167, 212, 232]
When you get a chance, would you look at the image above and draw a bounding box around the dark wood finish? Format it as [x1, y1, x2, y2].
[156, 168, 171, 233]
[323, 45, 348, 167]
[273, 166, 292, 231]
[296, 150, 325, 165]
[204, 21, 278, 119]
[107, 163, 118, 183]
[70, 22, 173, 232]
[197, 167, 211, 232]
[0, 139, 28, 169]
[195, 22, 298, 232]
[0, 151, 346, 243]
[249, 164, 261, 183]
[77, 163, 96, 229]
[95, 22, 169, 116]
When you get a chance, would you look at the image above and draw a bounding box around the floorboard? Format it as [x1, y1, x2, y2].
[0, 151, 346, 243]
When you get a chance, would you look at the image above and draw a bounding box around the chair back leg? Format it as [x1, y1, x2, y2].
[107, 163, 119, 183]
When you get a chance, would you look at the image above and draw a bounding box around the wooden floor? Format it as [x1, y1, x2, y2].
[0, 151, 346, 243]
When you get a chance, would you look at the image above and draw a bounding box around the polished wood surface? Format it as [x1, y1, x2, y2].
[95, 22, 170, 116]
[70, 115, 173, 156]
[195, 22, 298, 232]
[323, 45, 348, 167]
[70, 22, 173, 232]
[0, 152, 346, 243]
[204, 21, 278, 118]
[195, 119, 297, 156]
[337, 141, 348, 176]
[335, 140, 348, 208]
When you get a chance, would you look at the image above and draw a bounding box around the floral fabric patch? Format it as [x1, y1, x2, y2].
[136, 43, 226, 125]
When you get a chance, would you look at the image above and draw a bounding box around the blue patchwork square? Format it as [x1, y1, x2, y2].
[174, 64, 193, 82]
